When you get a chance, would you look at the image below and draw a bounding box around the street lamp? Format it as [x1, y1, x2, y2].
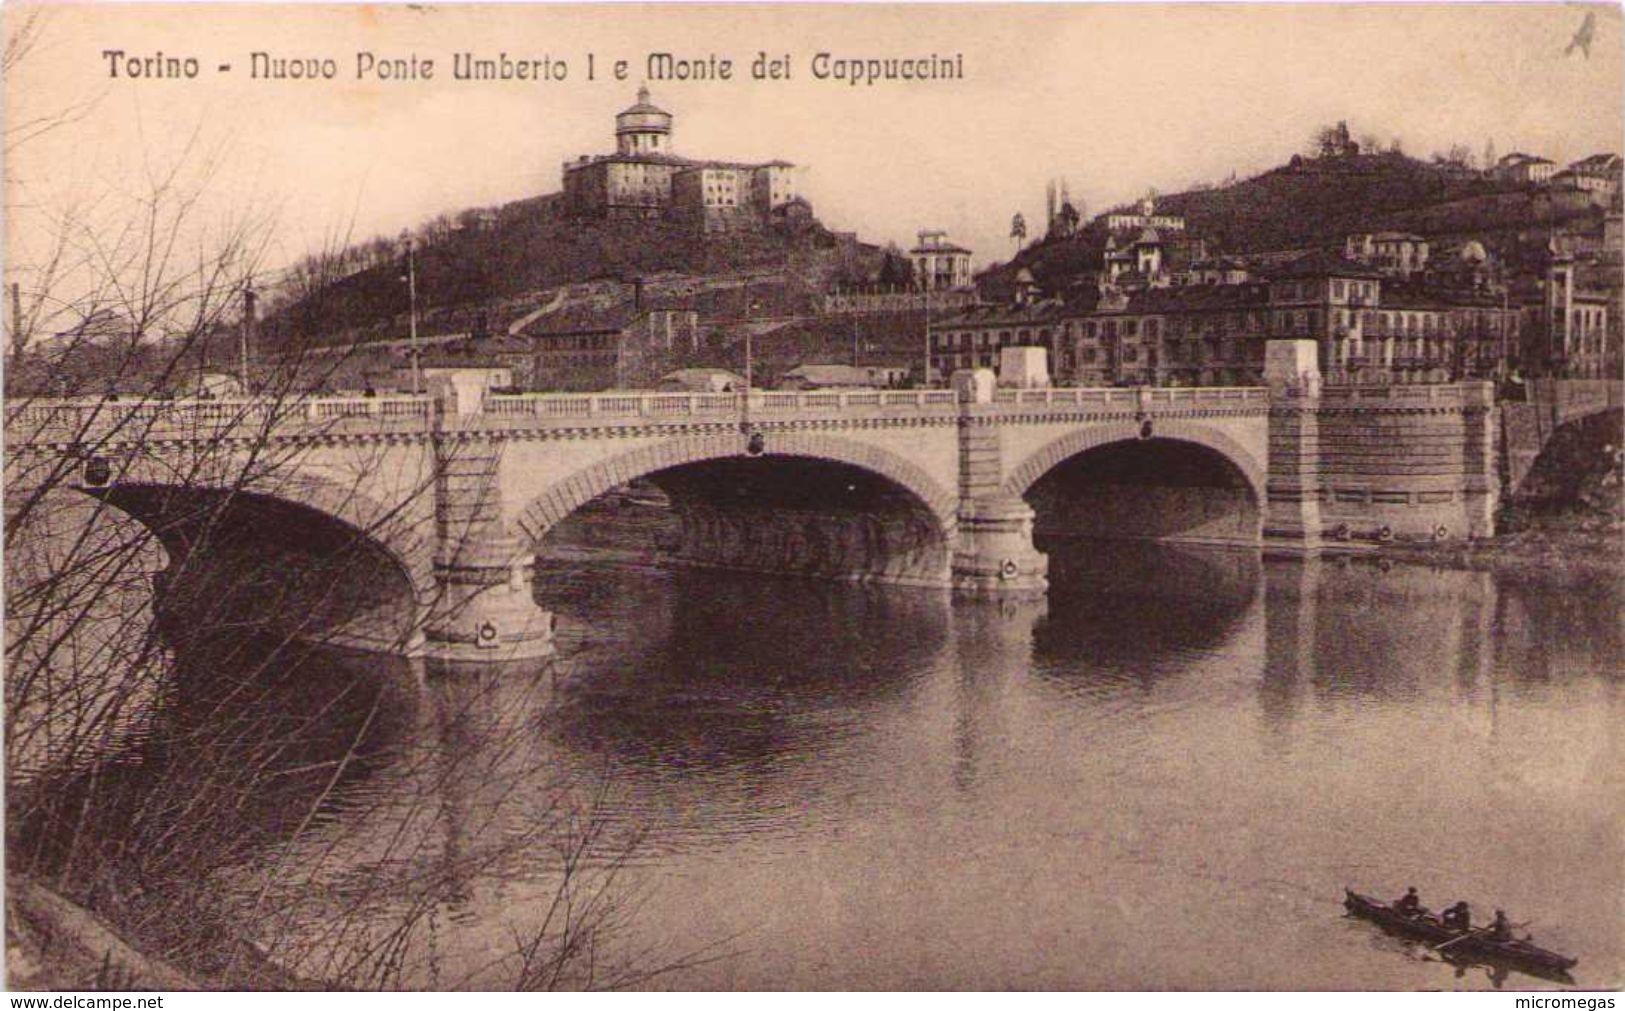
[401, 229, 421, 395]
[921, 284, 934, 388]
[239, 285, 257, 393]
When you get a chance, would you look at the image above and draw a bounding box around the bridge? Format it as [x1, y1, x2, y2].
[8, 341, 1608, 664]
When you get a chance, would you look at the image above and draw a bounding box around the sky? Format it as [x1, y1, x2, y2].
[5, 2, 1623, 282]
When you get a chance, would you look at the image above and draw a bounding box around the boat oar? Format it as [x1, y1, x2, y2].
[1431, 920, 1531, 953]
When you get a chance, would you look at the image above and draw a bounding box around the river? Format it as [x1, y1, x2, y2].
[172, 535, 1616, 990]
[13, 533, 1621, 989]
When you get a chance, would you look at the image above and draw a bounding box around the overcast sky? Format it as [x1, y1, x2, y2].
[6, 3, 1622, 279]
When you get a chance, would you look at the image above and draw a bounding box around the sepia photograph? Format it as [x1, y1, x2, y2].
[2, 1, 1621, 993]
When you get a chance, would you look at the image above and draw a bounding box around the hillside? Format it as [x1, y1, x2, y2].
[983, 151, 1613, 292]
[261, 195, 882, 353]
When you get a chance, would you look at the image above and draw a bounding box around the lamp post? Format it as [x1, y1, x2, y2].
[401, 229, 421, 395]
[921, 285, 934, 388]
[239, 285, 256, 393]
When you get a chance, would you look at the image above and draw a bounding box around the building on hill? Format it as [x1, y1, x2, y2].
[1495, 153, 1558, 185]
[1172, 256, 1251, 287]
[1344, 232, 1430, 278]
[561, 87, 800, 232]
[1103, 195, 1186, 234]
[909, 231, 974, 291]
[1563, 153, 1622, 198]
[500, 291, 703, 390]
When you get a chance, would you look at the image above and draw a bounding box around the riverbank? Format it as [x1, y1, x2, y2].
[6, 875, 196, 990]
[1378, 512, 1621, 585]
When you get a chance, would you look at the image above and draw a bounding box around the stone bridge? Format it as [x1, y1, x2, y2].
[1501, 378, 1625, 496]
[5, 344, 1515, 663]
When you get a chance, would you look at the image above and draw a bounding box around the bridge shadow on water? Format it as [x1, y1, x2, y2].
[1030, 537, 1263, 686]
[87, 484, 423, 656]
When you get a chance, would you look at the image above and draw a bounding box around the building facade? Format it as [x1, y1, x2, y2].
[910, 231, 975, 291]
[1496, 153, 1558, 185]
[561, 87, 800, 230]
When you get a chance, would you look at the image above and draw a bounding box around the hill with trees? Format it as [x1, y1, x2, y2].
[258, 195, 893, 355]
[981, 137, 1614, 294]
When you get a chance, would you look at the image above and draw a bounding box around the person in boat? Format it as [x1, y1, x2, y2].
[1489, 909, 1512, 942]
[1394, 886, 1422, 916]
[1442, 901, 1472, 931]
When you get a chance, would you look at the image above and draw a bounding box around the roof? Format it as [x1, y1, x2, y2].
[1088, 282, 1271, 316]
[618, 87, 670, 119]
[566, 152, 694, 172]
[937, 301, 1069, 328]
[1377, 284, 1456, 311]
[1570, 153, 1621, 172]
[782, 364, 903, 385]
[659, 367, 744, 390]
[1187, 256, 1248, 271]
[1266, 250, 1384, 280]
[1366, 231, 1427, 243]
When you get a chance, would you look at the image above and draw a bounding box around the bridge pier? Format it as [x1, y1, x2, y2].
[425, 436, 554, 662]
[1262, 341, 1325, 555]
[951, 373, 1048, 596]
[951, 492, 1048, 596]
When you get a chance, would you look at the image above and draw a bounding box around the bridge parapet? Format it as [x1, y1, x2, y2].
[991, 386, 1269, 408]
[1316, 383, 1495, 406]
[6, 395, 434, 447]
[483, 388, 961, 421]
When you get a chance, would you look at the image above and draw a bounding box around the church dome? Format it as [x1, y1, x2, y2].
[616, 86, 673, 137]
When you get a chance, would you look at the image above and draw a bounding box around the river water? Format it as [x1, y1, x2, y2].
[174, 537, 1612, 991]
[17, 532, 1620, 989]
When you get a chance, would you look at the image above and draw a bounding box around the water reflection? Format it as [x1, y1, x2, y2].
[15, 538, 1620, 990]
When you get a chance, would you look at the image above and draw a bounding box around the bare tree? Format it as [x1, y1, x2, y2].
[5, 21, 688, 992]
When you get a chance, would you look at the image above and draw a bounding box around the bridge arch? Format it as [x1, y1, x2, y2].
[76, 458, 435, 602]
[1002, 419, 1268, 504]
[512, 431, 960, 547]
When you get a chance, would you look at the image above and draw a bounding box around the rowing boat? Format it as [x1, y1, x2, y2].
[1343, 890, 1578, 981]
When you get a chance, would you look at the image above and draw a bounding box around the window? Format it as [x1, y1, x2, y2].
[1147, 319, 1161, 339]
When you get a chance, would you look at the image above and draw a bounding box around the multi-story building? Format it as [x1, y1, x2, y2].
[1561, 153, 1622, 198]
[505, 294, 703, 391]
[1071, 283, 1272, 386]
[1495, 153, 1558, 185]
[1102, 195, 1186, 234]
[1532, 245, 1614, 378]
[1052, 250, 1527, 388]
[910, 231, 974, 291]
[1345, 232, 1430, 278]
[561, 88, 800, 229]
[928, 301, 1070, 381]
